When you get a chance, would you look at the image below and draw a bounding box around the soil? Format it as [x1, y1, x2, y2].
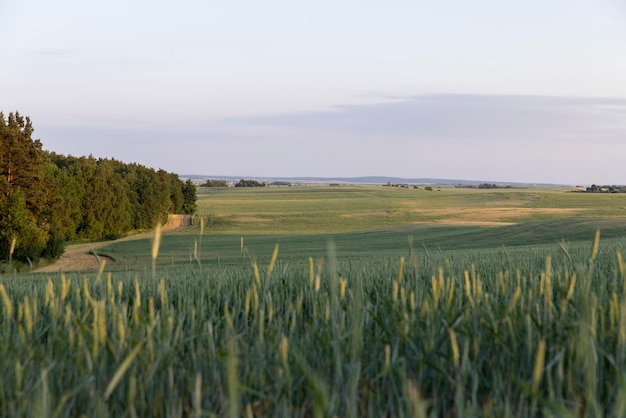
[34, 215, 192, 273]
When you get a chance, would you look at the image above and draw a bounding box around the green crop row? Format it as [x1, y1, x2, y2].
[1, 233, 626, 416]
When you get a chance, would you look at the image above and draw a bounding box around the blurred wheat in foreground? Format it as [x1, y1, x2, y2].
[1, 235, 626, 417]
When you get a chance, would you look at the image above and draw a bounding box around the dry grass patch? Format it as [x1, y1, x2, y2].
[412, 207, 585, 225]
[340, 211, 394, 219]
[338, 207, 586, 226]
[235, 216, 273, 223]
[431, 220, 516, 226]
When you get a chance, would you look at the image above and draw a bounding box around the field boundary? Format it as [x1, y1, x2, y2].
[35, 215, 191, 273]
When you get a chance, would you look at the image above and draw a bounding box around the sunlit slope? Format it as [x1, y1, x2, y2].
[195, 186, 626, 234]
[95, 186, 626, 268]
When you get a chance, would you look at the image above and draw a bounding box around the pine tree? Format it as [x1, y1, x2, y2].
[0, 113, 50, 261]
[0, 112, 47, 216]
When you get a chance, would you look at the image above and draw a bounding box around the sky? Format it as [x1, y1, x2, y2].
[2, 0, 626, 185]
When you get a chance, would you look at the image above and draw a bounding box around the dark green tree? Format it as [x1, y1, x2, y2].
[181, 179, 197, 214]
[168, 172, 184, 214]
[0, 112, 48, 215]
[235, 179, 266, 187]
[77, 157, 133, 239]
[44, 153, 84, 241]
[125, 164, 170, 229]
[0, 190, 47, 262]
[0, 112, 52, 261]
[203, 179, 229, 187]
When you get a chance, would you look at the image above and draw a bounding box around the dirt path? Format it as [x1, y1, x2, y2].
[35, 215, 192, 273]
[34, 233, 150, 273]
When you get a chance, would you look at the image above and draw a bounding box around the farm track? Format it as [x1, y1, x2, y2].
[34, 234, 147, 273]
[35, 217, 191, 273]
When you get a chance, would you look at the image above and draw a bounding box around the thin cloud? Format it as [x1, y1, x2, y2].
[225, 94, 626, 145]
[32, 94, 626, 184]
[34, 49, 73, 56]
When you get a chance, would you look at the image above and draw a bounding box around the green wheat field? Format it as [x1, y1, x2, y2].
[3, 185, 626, 416]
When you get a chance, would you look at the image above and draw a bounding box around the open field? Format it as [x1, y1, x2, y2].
[196, 185, 626, 232]
[89, 185, 626, 270]
[3, 185, 626, 416]
[30, 185, 626, 273]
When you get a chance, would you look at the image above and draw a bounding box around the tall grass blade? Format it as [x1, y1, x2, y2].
[0, 284, 13, 319]
[104, 340, 145, 400]
[152, 223, 162, 280]
[267, 244, 279, 280]
[532, 339, 546, 393]
[193, 372, 202, 418]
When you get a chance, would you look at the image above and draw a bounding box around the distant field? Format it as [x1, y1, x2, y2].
[97, 185, 626, 269]
[196, 185, 626, 233]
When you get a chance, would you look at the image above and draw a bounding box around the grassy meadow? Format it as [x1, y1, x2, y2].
[2, 185, 626, 416]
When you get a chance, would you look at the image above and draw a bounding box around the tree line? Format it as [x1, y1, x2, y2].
[235, 179, 267, 187]
[584, 184, 626, 193]
[0, 112, 197, 263]
[203, 179, 289, 187]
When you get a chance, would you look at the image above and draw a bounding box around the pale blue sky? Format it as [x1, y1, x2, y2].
[2, 0, 626, 184]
